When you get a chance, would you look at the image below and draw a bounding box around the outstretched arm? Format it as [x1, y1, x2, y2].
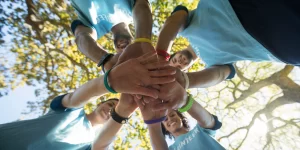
[187, 65, 233, 88]
[92, 94, 137, 150]
[156, 6, 189, 52]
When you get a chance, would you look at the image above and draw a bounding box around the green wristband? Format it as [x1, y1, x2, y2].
[178, 94, 194, 113]
[104, 69, 118, 94]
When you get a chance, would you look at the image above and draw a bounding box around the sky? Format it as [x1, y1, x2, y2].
[0, 85, 40, 124]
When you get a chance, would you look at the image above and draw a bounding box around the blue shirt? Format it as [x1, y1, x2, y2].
[175, 0, 281, 68]
[71, 0, 135, 39]
[169, 124, 225, 150]
[0, 95, 94, 150]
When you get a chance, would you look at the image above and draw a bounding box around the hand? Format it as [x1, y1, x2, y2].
[153, 81, 188, 111]
[116, 42, 155, 65]
[109, 51, 176, 98]
[135, 97, 168, 121]
[115, 94, 137, 117]
[103, 53, 121, 72]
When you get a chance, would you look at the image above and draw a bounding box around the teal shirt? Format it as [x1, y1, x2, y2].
[178, 0, 281, 68]
[71, 0, 135, 39]
[0, 108, 94, 150]
[169, 124, 225, 150]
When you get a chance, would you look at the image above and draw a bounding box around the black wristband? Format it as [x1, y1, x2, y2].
[97, 53, 114, 73]
[110, 108, 129, 124]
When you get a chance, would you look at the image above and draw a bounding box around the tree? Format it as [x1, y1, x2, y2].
[1, 0, 299, 149]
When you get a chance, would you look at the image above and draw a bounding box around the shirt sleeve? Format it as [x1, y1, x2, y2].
[70, 1, 96, 35]
[225, 63, 236, 79]
[50, 94, 68, 111]
[171, 5, 192, 30]
[200, 115, 222, 137]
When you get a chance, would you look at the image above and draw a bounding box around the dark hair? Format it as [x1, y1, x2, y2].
[169, 50, 193, 65]
[97, 98, 119, 107]
[161, 110, 190, 139]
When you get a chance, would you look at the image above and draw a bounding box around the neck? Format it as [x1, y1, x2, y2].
[111, 22, 131, 36]
[86, 111, 105, 127]
[172, 127, 189, 138]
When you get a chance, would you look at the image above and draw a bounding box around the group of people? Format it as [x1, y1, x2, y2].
[0, 0, 299, 149]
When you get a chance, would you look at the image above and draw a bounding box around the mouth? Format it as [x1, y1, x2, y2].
[117, 40, 129, 49]
[102, 109, 110, 120]
[169, 121, 176, 127]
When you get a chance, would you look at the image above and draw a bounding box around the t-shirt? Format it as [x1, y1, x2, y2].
[0, 95, 94, 150]
[169, 124, 225, 150]
[70, 0, 135, 39]
[173, 0, 282, 69]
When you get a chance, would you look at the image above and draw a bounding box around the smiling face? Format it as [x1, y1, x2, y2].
[95, 99, 118, 121]
[162, 110, 184, 133]
[169, 50, 193, 71]
[113, 34, 133, 53]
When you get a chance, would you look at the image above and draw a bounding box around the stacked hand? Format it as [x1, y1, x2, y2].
[105, 41, 189, 120]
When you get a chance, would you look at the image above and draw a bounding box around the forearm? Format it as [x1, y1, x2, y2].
[187, 65, 231, 88]
[187, 100, 215, 129]
[62, 77, 108, 108]
[148, 124, 168, 150]
[133, 0, 152, 39]
[92, 118, 122, 150]
[75, 32, 108, 63]
[156, 10, 188, 52]
[92, 105, 132, 150]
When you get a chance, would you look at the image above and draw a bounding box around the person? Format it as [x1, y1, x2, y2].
[138, 93, 225, 150]
[169, 45, 198, 71]
[162, 1, 300, 71]
[0, 53, 176, 150]
[71, 0, 153, 72]
[152, 0, 300, 110]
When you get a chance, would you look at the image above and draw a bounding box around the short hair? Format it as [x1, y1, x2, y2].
[169, 50, 193, 65]
[96, 98, 119, 107]
[161, 110, 190, 139]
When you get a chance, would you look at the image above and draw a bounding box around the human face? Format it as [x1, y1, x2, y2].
[170, 52, 192, 71]
[162, 110, 183, 133]
[114, 34, 132, 53]
[95, 100, 118, 121]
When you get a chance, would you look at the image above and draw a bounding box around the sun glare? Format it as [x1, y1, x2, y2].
[251, 119, 268, 135]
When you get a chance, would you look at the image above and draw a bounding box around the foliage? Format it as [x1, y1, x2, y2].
[0, 0, 299, 149]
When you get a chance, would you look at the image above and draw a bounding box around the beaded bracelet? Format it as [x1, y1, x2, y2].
[104, 69, 118, 94]
[178, 94, 194, 113]
[144, 116, 167, 124]
[134, 38, 152, 45]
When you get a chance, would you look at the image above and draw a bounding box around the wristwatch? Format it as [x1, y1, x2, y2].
[110, 108, 129, 124]
[97, 53, 114, 73]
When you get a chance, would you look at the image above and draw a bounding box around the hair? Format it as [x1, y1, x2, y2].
[161, 110, 190, 139]
[96, 98, 119, 107]
[169, 50, 193, 65]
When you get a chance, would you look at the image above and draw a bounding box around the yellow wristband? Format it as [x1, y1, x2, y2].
[134, 38, 152, 44]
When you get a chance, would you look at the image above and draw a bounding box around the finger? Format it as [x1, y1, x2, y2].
[143, 96, 151, 103]
[150, 84, 161, 91]
[134, 97, 145, 110]
[144, 61, 171, 70]
[152, 102, 173, 111]
[147, 76, 176, 85]
[136, 51, 156, 64]
[135, 94, 143, 100]
[148, 68, 176, 77]
[133, 86, 159, 99]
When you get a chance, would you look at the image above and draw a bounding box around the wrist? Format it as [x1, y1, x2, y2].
[115, 105, 132, 118]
